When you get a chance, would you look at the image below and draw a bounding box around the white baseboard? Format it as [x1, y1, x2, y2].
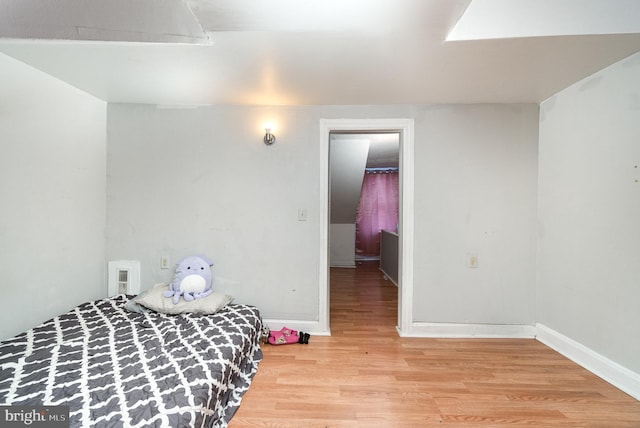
[536, 323, 640, 401]
[378, 267, 398, 286]
[399, 322, 536, 338]
[330, 261, 356, 268]
[261, 318, 640, 400]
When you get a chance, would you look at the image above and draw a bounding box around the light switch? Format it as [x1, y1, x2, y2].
[298, 208, 307, 221]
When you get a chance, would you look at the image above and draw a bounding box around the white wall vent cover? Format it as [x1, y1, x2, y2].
[108, 260, 141, 296]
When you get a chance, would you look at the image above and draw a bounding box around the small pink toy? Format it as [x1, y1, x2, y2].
[268, 327, 300, 345]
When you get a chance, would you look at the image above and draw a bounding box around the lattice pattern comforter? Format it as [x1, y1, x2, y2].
[0, 295, 262, 428]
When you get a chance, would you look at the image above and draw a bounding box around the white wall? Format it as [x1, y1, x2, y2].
[107, 103, 539, 327]
[413, 105, 540, 326]
[329, 137, 369, 224]
[0, 53, 106, 340]
[329, 137, 369, 267]
[538, 51, 640, 374]
[330, 224, 356, 267]
[106, 104, 323, 321]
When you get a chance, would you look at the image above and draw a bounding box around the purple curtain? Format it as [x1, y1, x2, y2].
[355, 170, 399, 257]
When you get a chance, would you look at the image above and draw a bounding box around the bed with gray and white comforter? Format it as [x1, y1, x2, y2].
[0, 295, 262, 427]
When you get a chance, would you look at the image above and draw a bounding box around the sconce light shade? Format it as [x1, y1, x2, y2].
[264, 128, 276, 145]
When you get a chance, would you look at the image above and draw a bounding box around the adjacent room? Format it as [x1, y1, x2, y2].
[1, 0, 639, 426]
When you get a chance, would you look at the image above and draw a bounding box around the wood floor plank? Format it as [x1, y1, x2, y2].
[230, 262, 640, 427]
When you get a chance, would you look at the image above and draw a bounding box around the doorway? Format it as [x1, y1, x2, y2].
[319, 118, 415, 336]
[329, 132, 399, 267]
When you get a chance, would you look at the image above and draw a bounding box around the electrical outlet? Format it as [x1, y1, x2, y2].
[118, 282, 128, 294]
[118, 269, 129, 293]
[161, 255, 170, 269]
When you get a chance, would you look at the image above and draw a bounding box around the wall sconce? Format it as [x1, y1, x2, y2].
[263, 128, 276, 146]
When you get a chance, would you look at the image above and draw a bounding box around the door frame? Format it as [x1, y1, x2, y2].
[319, 118, 415, 335]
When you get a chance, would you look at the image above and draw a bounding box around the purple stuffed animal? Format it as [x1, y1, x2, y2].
[164, 255, 214, 304]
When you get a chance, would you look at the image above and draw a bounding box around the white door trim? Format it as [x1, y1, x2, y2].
[319, 118, 415, 335]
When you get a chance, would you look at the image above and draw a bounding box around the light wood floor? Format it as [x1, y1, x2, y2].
[231, 262, 640, 427]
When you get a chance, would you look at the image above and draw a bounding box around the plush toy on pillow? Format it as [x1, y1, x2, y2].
[164, 255, 214, 304]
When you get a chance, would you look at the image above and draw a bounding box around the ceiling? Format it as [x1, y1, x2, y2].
[1, 0, 639, 106]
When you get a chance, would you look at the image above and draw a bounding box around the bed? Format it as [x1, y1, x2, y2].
[0, 294, 262, 428]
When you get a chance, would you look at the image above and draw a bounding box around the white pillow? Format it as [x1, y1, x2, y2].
[133, 283, 234, 315]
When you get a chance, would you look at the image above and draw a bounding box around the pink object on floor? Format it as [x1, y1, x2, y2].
[268, 327, 300, 345]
